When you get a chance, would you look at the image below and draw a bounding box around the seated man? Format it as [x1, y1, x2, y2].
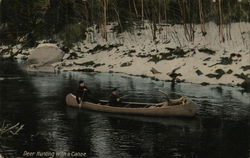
[109, 88, 122, 106]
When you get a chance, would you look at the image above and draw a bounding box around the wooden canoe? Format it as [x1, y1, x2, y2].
[65, 93, 198, 117]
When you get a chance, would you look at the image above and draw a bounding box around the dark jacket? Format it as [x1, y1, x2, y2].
[76, 86, 91, 104]
[109, 94, 121, 106]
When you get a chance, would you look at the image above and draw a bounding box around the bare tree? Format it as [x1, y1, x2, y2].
[112, 0, 123, 32]
[164, 0, 167, 22]
[198, 0, 206, 35]
[100, 0, 108, 41]
[132, 0, 138, 18]
[158, 0, 161, 23]
[141, 0, 144, 25]
[147, 1, 157, 40]
[178, 0, 195, 42]
[218, 0, 225, 42]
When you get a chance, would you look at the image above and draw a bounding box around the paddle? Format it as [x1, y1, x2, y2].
[119, 94, 129, 100]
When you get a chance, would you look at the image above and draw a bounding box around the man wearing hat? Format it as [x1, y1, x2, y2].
[109, 88, 122, 106]
[76, 80, 91, 106]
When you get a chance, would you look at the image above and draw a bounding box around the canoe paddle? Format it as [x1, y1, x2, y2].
[119, 95, 129, 99]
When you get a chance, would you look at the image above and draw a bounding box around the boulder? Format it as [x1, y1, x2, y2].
[25, 43, 64, 72]
[28, 43, 64, 65]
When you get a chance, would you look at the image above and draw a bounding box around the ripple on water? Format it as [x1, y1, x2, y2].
[0, 68, 250, 157]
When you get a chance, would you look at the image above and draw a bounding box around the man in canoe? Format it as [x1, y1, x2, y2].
[109, 88, 122, 106]
[76, 80, 91, 106]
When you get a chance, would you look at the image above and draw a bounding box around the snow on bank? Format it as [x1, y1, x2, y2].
[59, 22, 250, 86]
[1, 22, 250, 87]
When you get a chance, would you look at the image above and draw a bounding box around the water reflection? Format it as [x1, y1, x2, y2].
[0, 61, 250, 158]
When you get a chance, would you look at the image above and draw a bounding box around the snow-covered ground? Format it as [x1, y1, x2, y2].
[1, 22, 250, 86]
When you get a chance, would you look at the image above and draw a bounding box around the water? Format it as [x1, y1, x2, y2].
[0, 60, 250, 158]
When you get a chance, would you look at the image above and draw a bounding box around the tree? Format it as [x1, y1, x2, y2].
[0, 0, 249, 45]
[100, 0, 107, 40]
[198, 0, 206, 35]
[178, 0, 195, 42]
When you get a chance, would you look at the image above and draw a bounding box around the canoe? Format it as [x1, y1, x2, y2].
[65, 93, 198, 117]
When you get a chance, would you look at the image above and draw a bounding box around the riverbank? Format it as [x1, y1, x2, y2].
[0, 22, 250, 88]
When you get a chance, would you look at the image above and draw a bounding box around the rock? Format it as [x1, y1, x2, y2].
[148, 48, 188, 63]
[74, 61, 95, 66]
[61, 46, 70, 53]
[28, 43, 64, 66]
[120, 62, 132, 67]
[195, 70, 203, 76]
[201, 82, 210, 86]
[93, 63, 105, 68]
[63, 54, 71, 60]
[108, 65, 114, 69]
[87, 44, 122, 54]
[234, 73, 249, 80]
[67, 52, 78, 60]
[230, 53, 241, 58]
[203, 57, 211, 61]
[219, 57, 233, 65]
[151, 67, 162, 74]
[22, 43, 64, 72]
[241, 65, 250, 71]
[73, 68, 94, 72]
[22, 51, 30, 56]
[215, 69, 225, 76]
[198, 48, 216, 55]
[227, 69, 233, 74]
[206, 69, 225, 79]
[209, 56, 234, 67]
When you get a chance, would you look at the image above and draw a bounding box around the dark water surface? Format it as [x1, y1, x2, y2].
[0, 61, 250, 158]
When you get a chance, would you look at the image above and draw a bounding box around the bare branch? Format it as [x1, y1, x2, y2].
[0, 122, 24, 136]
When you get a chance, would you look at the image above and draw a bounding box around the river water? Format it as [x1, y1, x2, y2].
[0, 60, 250, 158]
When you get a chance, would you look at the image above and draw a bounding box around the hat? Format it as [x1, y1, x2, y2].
[79, 80, 84, 84]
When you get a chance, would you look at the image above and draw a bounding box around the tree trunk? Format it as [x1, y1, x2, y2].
[141, 0, 144, 26]
[164, 0, 167, 23]
[113, 0, 123, 32]
[101, 0, 107, 41]
[158, 0, 161, 24]
[218, 0, 224, 42]
[178, 0, 195, 42]
[132, 0, 138, 18]
[198, 0, 206, 35]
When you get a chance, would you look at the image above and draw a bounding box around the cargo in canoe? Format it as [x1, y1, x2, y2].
[65, 93, 198, 117]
